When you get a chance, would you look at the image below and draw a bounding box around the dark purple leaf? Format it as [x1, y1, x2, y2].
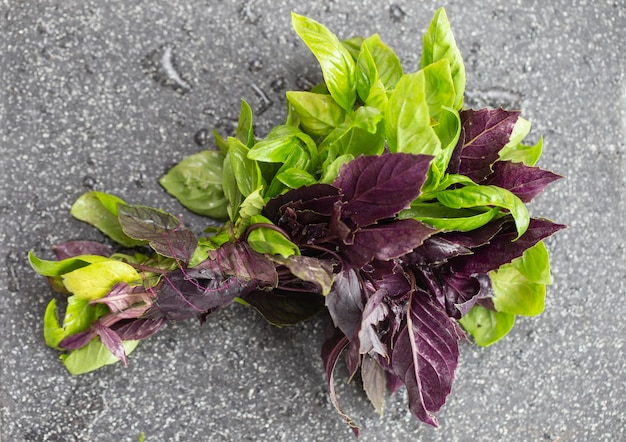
[485, 160, 563, 203]
[355, 289, 389, 357]
[441, 217, 508, 249]
[440, 272, 493, 318]
[452, 218, 566, 275]
[118, 204, 198, 263]
[146, 268, 255, 321]
[200, 241, 278, 287]
[402, 236, 473, 266]
[341, 219, 437, 268]
[325, 268, 365, 339]
[94, 322, 128, 366]
[447, 108, 520, 182]
[58, 329, 96, 350]
[52, 241, 113, 260]
[263, 183, 341, 222]
[333, 153, 433, 226]
[391, 291, 464, 427]
[242, 288, 325, 327]
[321, 324, 360, 437]
[110, 317, 167, 341]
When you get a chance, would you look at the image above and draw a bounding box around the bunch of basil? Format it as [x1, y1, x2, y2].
[29, 8, 564, 433]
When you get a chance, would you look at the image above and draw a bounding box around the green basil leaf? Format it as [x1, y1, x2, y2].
[512, 240, 552, 284]
[421, 7, 466, 110]
[320, 153, 354, 184]
[266, 145, 311, 198]
[491, 267, 546, 316]
[236, 99, 255, 147]
[43, 299, 65, 349]
[159, 150, 229, 220]
[247, 215, 300, 258]
[422, 59, 455, 120]
[356, 40, 378, 104]
[363, 34, 403, 91]
[221, 152, 242, 221]
[276, 167, 317, 189]
[71, 192, 146, 248]
[248, 125, 303, 162]
[62, 295, 102, 336]
[61, 339, 139, 375]
[238, 187, 266, 220]
[342, 36, 364, 61]
[504, 117, 531, 149]
[28, 251, 108, 277]
[459, 304, 515, 347]
[499, 136, 543, 166]
[436, 185, 530, 239]
[291, 12, 357, 111]
[212, 128, 229, 154]
[62, 261, 140, 300]
[286, 91, 346, 137]
[227, 137, 263, 197]
[398, 201, 500, 232]
[384, 72, 441, 156]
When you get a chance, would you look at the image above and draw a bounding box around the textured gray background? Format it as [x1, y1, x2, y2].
[1, 0, 625, 441]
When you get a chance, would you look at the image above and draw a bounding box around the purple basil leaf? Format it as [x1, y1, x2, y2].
[452, 218, 566, 275]
[58, 329, 96, 350]
[118, 204, 198, 263]
[242, 288, 325, 327]
[263, 183, 341, 222]
[146, 268, 255, 321]
[391, 291, 464, 427]
[341, 219, 437, 268]
[200, 241, 278, 287]
[325, 268, 365, 339]
[441, 217, 508, 249]
[110, 318, 167, 341]
[94, 322, 128, 366]
[402, 236, 472, 267]
[484, 160, 563, 203]
[447, 108, 520, 182]
[333, 153, 433, 226]
[321, 324, 360, 437]
[356, 289, 389, 357]
[440, 272, 493, 318]
[52, 241, 113, 260]
[90, 282, 150, 313]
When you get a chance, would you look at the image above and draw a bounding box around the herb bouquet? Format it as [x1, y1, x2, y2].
[29, 8, 564, 435]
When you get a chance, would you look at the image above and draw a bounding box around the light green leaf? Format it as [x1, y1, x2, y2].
[62, 261, 139, 300]
[276, 167, 317, 189]
[363, 34, 403, 91]
[499, 136, 543, 166]
[71, 192, 145, 248]
[491, 267, 546, 316]
[266, 145, 312, 198]
[227, 137, 263, 198]
[248, 125, 303, 162]
[28, 251, 108, 277]
[384, 71, 441, 156]
[421, 7, 466, 110]
[43, 299, 65, 349]
[286, 91, 346, 137]
[222, 152, 243, 221]
[459, 304, 515, 347]
[238, 187, 266, 220]
[236, 99, 255, 147]
[212, 128, 229, 154]
[504, 117, 531, 149]
[61, 339, 139, 375]
[436, 185, 529, 239]
[247, 215, 300, 258]
[342, 36, 364, 61]
[291, 12, 357, 111]
[399, 201, 500, 232]
[320, 153, 354, 184]
[62, 295, 101, 336]
[159, 150, 229, 220]
[422, 59, 455, 120]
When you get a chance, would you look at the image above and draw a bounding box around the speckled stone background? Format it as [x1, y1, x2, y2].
[1, 1, 624, 441]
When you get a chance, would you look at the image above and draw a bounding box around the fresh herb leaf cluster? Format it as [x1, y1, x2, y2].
[29, 8, 564, 434]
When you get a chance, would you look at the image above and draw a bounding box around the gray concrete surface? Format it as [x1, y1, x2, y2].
[1, 1, 625, 441]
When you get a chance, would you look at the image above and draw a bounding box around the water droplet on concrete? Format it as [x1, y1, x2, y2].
[389, 4, 406, 22]
[82, 175, 97, 189]
[142, 44, 192, 94]
[194, 128, 210, 146]
[270, 77, 286, 92]
[248, 58, 263, 73]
